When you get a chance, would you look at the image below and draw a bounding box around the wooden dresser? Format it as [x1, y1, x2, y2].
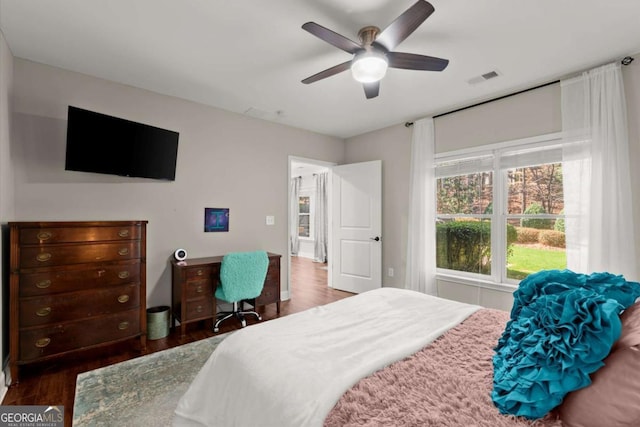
[8, 220, 147, 384]
[171, 252, 281, 337]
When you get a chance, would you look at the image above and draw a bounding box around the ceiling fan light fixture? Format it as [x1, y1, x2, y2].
[351, 51, 388, 83]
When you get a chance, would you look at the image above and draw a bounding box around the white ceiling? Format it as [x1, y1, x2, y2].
[1, 0, 640, 139]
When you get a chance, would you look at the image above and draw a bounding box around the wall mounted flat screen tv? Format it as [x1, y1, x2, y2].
[65, 106, 179, 181]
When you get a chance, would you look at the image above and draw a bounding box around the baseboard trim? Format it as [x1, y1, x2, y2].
[0, 371, 8, 402]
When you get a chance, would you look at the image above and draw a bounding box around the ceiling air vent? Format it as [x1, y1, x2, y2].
[244, 107, 285, 120]
[467, 70, 501, 85]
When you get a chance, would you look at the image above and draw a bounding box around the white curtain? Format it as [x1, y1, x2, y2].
[561, 62, 637, 280]
[290, 177, 302, 255]
[314, 172, 328, 263]
[405, 118, 437, 294]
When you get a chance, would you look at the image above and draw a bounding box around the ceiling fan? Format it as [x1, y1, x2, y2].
[301, 0, 448, 99]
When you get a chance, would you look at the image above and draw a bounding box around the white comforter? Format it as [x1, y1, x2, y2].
[173, 287, 480, 427]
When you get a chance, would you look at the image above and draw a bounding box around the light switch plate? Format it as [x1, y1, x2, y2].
[266, 215, 275, 225]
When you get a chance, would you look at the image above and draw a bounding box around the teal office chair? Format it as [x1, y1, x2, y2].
[213, 250, 269, 333]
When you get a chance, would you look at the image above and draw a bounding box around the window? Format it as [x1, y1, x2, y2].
[298, 195, 311, 238]
[435, 136, 567, 286]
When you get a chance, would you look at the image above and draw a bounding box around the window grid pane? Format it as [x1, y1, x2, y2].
[505, 163, 566, 281]
[298, 196, 310, 214]
[298, 214, 310, 237]
[437, 172, 493, 215]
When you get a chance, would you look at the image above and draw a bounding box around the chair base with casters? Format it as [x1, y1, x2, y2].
[213, 300, 262, 332]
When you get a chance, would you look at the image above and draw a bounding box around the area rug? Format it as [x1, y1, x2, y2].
[72, 333, 231, 426]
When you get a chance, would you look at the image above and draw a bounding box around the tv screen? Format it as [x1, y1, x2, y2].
[65, 106, 179, 181]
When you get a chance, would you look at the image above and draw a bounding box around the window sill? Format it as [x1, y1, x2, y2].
[436, 272, 518, 293]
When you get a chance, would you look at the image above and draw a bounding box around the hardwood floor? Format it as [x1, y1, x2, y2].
[1, 256, 352, 426]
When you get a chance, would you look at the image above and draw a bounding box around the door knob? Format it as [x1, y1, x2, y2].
[370, 236, 381, 241]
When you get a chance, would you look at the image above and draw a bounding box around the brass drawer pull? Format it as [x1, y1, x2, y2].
[196, 305, 203, 313]
[118, 248, 129, 256]
[36, 279, 52, 289]
[117, 294, 130, 303]
[118, 321, 129, 330]
[35, 337, 51, 348]
[36, 307, 52, 317]
[196, 285, 204, 293]
[37, 231, 52, 241]
[36, 253, 52, 262]
[196, 269, 203, 276]
[118, 229, 130, 238]
[118, 271, 130, 279]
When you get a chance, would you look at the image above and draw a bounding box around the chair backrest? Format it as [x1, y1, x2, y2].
[219, 251, 269, 302]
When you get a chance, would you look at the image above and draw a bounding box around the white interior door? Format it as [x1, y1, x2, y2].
[330, 160, 382, 293]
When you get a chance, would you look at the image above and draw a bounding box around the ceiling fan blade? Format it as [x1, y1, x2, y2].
[302, 22, 361, 54]
[363, 82, 380, 99]
[375, 0, 435, 51]
[387, 52, 449, 71]
[302, 61, 352, 84]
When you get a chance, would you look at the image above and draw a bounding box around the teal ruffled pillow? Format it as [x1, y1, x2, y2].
[492, 270, 640, 419]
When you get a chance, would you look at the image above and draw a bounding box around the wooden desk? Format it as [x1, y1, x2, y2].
[171, 252, 281, 337]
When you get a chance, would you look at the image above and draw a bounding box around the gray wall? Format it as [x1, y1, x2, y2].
[434, 82, 562, 152]
[0, 30, 14, 398]
[345, 58, 640, 311]
[10, 58, 345, 309]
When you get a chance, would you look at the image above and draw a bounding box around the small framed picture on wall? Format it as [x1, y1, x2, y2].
[204, 208, 229, 232]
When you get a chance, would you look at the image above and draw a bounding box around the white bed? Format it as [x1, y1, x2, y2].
[172, 287, 480, 427]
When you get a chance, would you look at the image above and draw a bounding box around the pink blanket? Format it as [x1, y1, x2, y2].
[324, 309, 564, 427]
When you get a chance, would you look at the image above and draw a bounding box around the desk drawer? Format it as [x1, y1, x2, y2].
[19, 309, 140, 362]
[19, 225, 140, 245]
[20, 242, 140, 268]
[185, 279, 212, 299]
[186, 266, 212, 280]
[185, 297, 214, 321]
[256, 281, 279, 306]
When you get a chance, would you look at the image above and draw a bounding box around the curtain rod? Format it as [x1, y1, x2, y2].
[405, 55, 635, 127]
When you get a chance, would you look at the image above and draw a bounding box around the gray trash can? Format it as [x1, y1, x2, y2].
[147, 306, 170, 340]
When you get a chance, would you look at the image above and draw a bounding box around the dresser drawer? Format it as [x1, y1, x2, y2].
[19, 225, 141, 245]
[19, 261, 141, 297]
[185, 279, 212, 299]
[184, 297, 214, 321]
[20, 241, 140, 268]
[20, 283, 140, 327]
[19, 309, 140, 362]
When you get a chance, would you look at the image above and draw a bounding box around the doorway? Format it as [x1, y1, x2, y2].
[287, 157, 383, 298]
[288, 156, 334, 297]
